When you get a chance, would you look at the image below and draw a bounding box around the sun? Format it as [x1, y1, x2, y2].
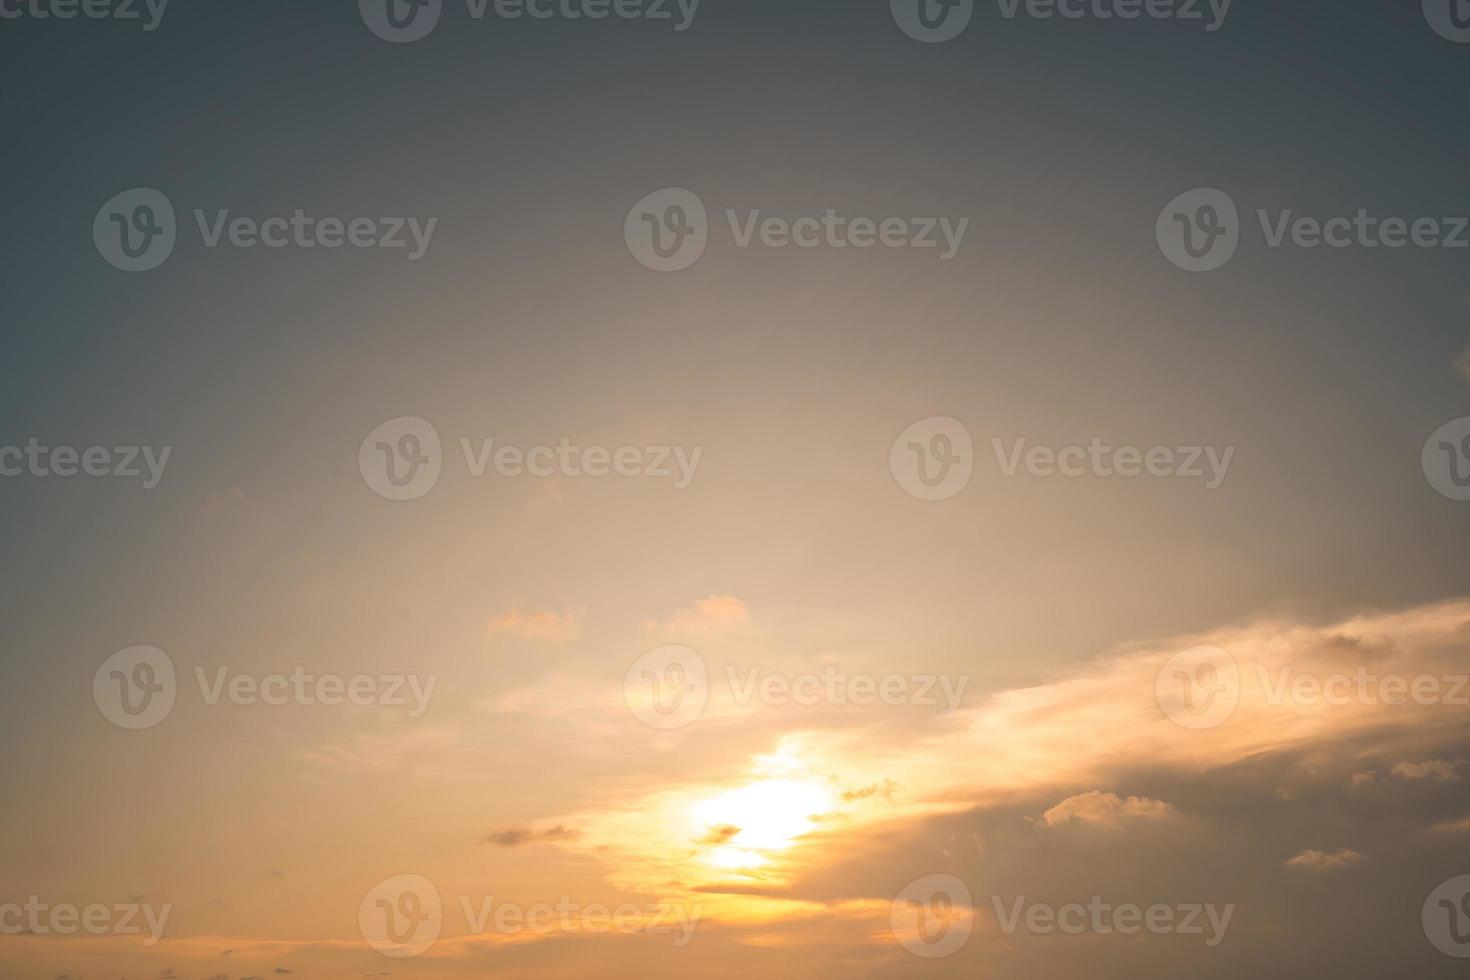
[690, 779, 835, 870]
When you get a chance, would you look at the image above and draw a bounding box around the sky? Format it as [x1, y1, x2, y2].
[2, 0, 1470, 977]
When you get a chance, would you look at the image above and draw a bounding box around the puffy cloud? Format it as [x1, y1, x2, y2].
[1039, 791, 1179, 828]
[646, 596, 751, 634]
[1391, 758, 1466, 782]
[486, 605, 582, 641]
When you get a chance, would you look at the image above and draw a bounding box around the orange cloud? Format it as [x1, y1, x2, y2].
[487, 605, 582, 642]
[1284, 849, 1367, 872]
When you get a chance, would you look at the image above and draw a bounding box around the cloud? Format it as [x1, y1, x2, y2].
[1454, 346, 1470, 383]
[1391, 758, 1466, 782]
[841, 780, 897, 803]
[1284, 848, 1368, 872]
[1349, 771, 1376, 787]
[696, 824, 742, 845]
[547, 597, 1470, 905]
[486, 605, 582, 642]
[482, 824, 582, 847]
[645, 595, 751, 635]
[1039, 791, 1179, 828]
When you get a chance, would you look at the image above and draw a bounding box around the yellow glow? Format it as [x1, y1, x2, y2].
[690, 779, 834, 870]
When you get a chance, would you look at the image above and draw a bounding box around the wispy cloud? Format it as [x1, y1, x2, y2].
[1284, 848, 1368, 872]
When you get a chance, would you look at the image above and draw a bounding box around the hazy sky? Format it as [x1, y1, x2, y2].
[2, 1, 1470, 978]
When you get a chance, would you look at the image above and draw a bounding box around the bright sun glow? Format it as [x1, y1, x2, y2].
[690, 779, 835, 870]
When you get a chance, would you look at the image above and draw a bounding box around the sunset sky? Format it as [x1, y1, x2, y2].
[3, 1, 1470, 978]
